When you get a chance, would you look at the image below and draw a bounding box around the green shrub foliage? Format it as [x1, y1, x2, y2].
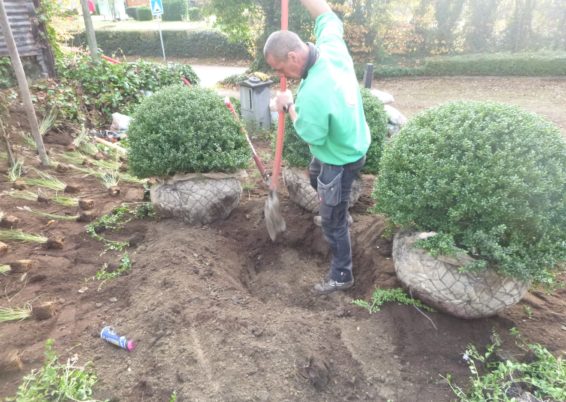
[128, 85, 250, 177]
[57, 54, 199, 125]
[360, 88, 388, 174]
[72, 30, 251, 60]
[282, 88, 388, 174]
[162, 0, 187, 21]
[136, 7, 152, 21]
[373, 101, 566, 283]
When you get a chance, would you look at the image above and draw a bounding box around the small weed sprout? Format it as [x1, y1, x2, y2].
[100, 170, 120, 189]
[8, 160, 23, 182]
[39, 108, 58, 136]
[0, 264, 11, 274]
[352, 288, 434, 313]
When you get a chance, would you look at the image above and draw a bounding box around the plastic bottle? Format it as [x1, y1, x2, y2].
[100, 326, 136, 351]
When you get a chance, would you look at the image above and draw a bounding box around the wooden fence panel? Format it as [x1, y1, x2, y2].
[0, 0, 55, 77]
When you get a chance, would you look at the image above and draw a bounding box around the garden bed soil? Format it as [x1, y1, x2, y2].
[1, 76, 565, 401]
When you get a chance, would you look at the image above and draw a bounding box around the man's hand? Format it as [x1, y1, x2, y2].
[270, 89, 294, 114]
[299, 0, 331, 19]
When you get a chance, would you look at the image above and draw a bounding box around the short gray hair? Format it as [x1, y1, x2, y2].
[263, 30, 304, 61]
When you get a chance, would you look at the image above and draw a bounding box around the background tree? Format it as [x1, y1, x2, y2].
[464, 0, 499, 52]
[432, 0, 466, 54]
[504, 0, 535, 52]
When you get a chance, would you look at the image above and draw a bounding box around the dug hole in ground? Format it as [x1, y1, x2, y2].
[1, 76, 565, 401]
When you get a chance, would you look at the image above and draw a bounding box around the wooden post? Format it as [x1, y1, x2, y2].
[79, 0, 99, 62]
[0, 0, 49, 166]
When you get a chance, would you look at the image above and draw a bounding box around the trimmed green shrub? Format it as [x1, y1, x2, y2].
[282, 88, 388, 174]
[188, 7, 202, 21]
[125, 7, 137, 19]
[373, 101, 566, 283]
[72, 30, 251, 60]
[57, 54, 200, 125]
[162, 0, 187, 21]
[360, 88, 388, 174]
[128, 85, 250, 177]
[136, 7, 152, 21]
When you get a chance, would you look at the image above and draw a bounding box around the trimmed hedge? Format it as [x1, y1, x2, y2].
[373, 101, 566, 283]
[128, 85, 250, 177]
[366, 52, 566, 78]
[424, 52, 566, 76]
[72, 30, 251, 60]
[136, 7, 152, 21]
[162, 0, 187, 21]
[282, 88, 388, 174]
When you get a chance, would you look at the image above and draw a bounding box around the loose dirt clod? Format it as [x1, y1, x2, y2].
[0, 215, 20, 229]
[12, 180, 26, 190]
[32, 301, 58, 321]
[64, 184, 80, 194]
[37, 194, 50, 203]
[0, 241, 8, 256]
[9, 259, 36, 273]
[77, 211, 96, 222]
[0, 351, 23, 373]
[55, 163, 70, 173]
[79, 199, 95, 210]
[46, 236, 65, 249]
[108, 186, 121, 196]
[65, 144, 76, 152]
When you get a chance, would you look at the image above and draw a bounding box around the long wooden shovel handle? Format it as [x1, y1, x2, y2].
[271, 0, 289, 191]
[224, 97, 269, 183]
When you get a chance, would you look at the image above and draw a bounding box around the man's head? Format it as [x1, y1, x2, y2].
[264, 31, 309, 79]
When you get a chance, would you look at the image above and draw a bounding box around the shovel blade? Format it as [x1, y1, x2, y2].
[264, 191, 286, 241]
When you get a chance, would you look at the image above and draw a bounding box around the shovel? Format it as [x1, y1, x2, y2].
[264, 0, 289, 241]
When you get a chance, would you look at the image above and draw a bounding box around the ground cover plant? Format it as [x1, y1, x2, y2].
[127, 85, 250, 177]
[352, 287, 434, 314]
[373, 101, 566, 284]
[446, 331, 566, 402]
[7, 340, 98, 401]
[55, 54, 200, 126]
[282, 87, 387, 173]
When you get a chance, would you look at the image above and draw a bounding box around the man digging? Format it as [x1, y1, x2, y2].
[265, 0, 370, 294]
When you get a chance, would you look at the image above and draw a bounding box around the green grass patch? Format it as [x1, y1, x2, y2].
[0, 305, 32, 322]
[21, 206, 79, 221]
[24, 169, 66, 192]
[0, 229, 48, 244]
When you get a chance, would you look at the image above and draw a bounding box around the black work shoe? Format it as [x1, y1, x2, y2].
[312, 278, 354, 295]
[313, 213, 353, 227]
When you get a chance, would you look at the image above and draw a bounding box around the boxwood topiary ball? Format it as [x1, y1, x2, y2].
[127, 85, 250, 178]
[282, 88, 388, 173]
[373, 101, 566, 283]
